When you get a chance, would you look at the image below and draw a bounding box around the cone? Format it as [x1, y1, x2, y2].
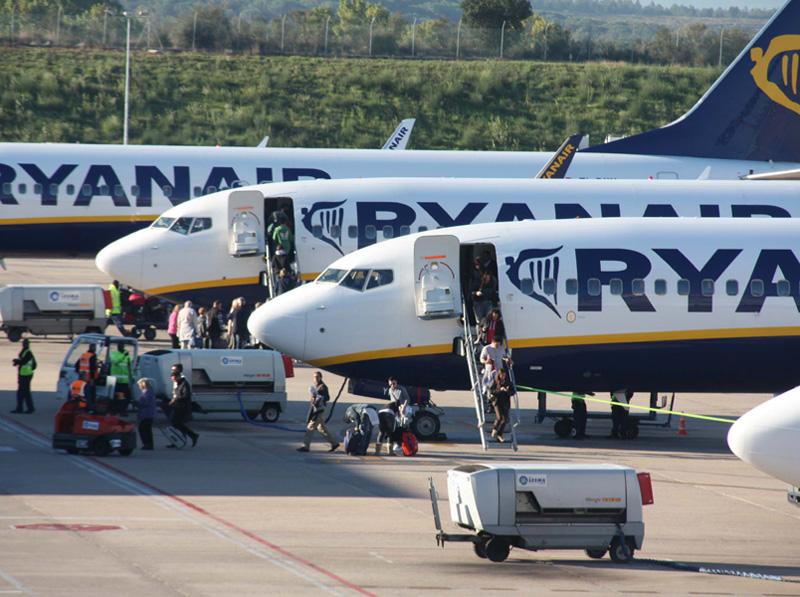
[677, 416, 688, 436]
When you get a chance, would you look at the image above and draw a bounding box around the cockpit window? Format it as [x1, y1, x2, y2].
[191, 218, 212, 234]
[317, 268, 347, 284]
[366, 269, 393, 290]
[170, 217, 193, 235]
[151, 216, 175, 229]
[341, 269, 369, 291]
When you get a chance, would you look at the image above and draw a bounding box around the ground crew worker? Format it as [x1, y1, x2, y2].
[106, 280, 126, 335]
[76, 344, 99, 412]
[71, 372, 89, 410]
[109, 341, 133, 416]
[11, 338, 35, 414]
[297, 371, 339, 453]
[609, 390, 631, 439]
[571, 392, 588, 440]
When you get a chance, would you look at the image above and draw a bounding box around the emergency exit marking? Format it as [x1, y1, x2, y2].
[14, 523, 121, 532]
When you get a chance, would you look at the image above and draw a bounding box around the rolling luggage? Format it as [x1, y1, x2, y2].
[344, 428, 364, 455]
[402, 431, 418, 456]
[161, 425, 187, 450]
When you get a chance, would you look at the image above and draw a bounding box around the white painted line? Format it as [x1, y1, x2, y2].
[369, 552, 394, 564]
[0, 569, 30, 594]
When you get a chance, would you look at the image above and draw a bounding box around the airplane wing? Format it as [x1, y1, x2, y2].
[257, 136, 269, 148]
[535, 134, 583, 179]
[744, 168, 800, 180]
[382, 118, 416, 150]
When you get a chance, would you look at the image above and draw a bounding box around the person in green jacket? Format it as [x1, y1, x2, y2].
[110, 341, 133, 416]
[11, 339, 35, 414]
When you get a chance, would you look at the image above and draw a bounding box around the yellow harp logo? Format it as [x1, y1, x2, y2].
[751, 35, 800, 115]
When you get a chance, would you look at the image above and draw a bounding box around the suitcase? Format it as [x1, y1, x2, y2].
[161, 426, 187, 450]
[402, 431, 418, 456]
[344, 428, 364, 455]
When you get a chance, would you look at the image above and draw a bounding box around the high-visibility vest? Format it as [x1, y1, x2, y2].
[78, 352, 97, 379]
[71, 379, 88, 408]
[109, 350, 131, 383]
[19, 348, 34, 377]
[107, 284, 121, 315]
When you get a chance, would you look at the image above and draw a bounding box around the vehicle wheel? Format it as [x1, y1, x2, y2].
[410, 410, 441, 441]
[554, 417, 573, 438]
[66, 448, 80, 455]
[609, 536, 634, 563]
[261, 403, 280, 423]
[143, 328, 156, 341]
[6, 328, 22, 342]
[484, 537, 510, 563]
[585, 548, 607, 559]
[473, 541, 488, 559]
[243, 410, 260, 421]
[621, 421, 639, 440]
[130, 327, 142, 338]
[118, 448, 134, 456]
[93, 439, 111, 457]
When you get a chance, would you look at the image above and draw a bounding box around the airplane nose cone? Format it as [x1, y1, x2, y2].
[96, 237, 144, 289]
[248, 287, 308, 361]
[727, 388, 800, 487]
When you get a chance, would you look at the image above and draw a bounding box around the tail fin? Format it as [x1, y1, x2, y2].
[382, 118, 416, 150]
[536, 134, 583, 178]
[584, 0, 800, 163]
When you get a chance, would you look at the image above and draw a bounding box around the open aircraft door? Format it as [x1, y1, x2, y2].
[414, 235, 461, 319]
[228, 190, 265, 258]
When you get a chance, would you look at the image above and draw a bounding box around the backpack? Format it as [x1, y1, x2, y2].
[402, 431, 418, 456]
[344, 428, 365, 455]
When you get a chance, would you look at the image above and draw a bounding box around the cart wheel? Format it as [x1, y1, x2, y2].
[609, 536, 634, 563]
[485, 537, 510, 563]
[261, 403, 280, 423]
[410, 410, 441, 441]
[473, 541, 488, 559]
[585, 548, 607, 559]
[119, 448, 134, 456]
[93, 439, 111, 457]
[554, 418, 573, 438]
[143, 328, 156, 341]
[130, 328, 143, 338]
[66, 448, 80, 455]
[6, 328, 22, 342]
[621, 421, 639, 440]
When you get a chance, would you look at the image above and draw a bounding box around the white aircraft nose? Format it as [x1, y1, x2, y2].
[95, 236, 144, 289]
[248, 287, 308, 361]
[727, 387, 800, 487]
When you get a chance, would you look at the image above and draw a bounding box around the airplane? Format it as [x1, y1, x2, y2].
[96, 177, 800, 306]
[248, 217, 800, 397]
[8, 0, 800, 256]
[727, 389, 800, 506]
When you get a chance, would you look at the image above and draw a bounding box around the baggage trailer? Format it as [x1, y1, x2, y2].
[0, 285, 107, 342]
[429, 463, 653, 563]
[138, 349, 290, 422]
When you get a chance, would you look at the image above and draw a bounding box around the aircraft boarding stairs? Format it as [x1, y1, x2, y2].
[461, 301, 520, 451]
[263, 251, 302, 300]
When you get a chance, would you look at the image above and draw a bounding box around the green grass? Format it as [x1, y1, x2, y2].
[0, 47, 721, 151]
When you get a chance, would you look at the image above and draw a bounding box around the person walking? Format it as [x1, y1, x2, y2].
[196, 307, 208, 349]
[488, 367, 515, 442]
[168, 304, 181, 349]
[177, 300, 199, 349]
[136, 378, 156, 450]
[168, 365, 199, 448]
[109, 341, 133, 416]
[297, 371, 339, 453]
[11, 339, 35, 414]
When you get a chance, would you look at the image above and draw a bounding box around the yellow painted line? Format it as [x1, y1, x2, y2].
[0, 215, 157, 225]
[144, 276, 260, 295]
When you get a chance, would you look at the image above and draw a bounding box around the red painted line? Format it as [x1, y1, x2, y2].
[4, 416, 376, 597]
[15, 523, 121, 532]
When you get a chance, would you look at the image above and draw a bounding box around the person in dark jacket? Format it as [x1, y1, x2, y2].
[488, 367, 515, 442]
[205, 301, 223, 348]
[136, 378, 157, 450]
[168, 366, 199, 448]
[274, 268, 296, 296]
[11, 339, 35, 414]
[478, 308, 505, 346]
[227, 297, 249, 349]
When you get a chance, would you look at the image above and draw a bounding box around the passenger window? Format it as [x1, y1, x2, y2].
[751, 279, 764, 297]
[317, 268, 347, 284]
[207, 186, 217, 195]
[34, 183, 42, 194]
[418, 226, 428, 233]
[193, 186, 202, 197]
[400, 226, 410, 236]
[18, 183, 26, 194]
[191, 218, 212, 233]
[565, 278, 578, 295]
[609, 278, 623, 295]
[50, 183, 59, 195]
[726, 280, 739, 296]
[114, 185, 124, 197]
[82, 184, 92, 196]
[382, 226, 393, 239]
[677, 279, 690, 296]
[312, 225, 322, 238]
[151, 216, 175, 229]
[100, 184, 109, 194]
[330, 225, 340, 238]
[654, 279, 667, 295]
[701, 279, 714, 296]
[2, 183, 11, 194]
[131, 185, 140, 197]
[632, 278, 645, 296]
[67, 184, 74, 195]
[587, 278, 601, 296]
[169, 217, 193, 235]
[520, 278, 533, 295]
[777, 279, 791, 296]
[348, 225, 358, 239]
[365, 226, 376, 240]
[366, 269, 394, 289]
[543, 278, 556, 296]
[163, 185, 173, 198]
[340, 269, 369, 291]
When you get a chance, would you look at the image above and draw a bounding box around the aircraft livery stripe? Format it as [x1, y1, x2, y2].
[144, 276, 260, 295]
[0, 215, 157, 225]
[308, 326, 800, 367]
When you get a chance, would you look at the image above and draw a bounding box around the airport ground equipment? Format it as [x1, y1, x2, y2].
[0, 285, 107, 342]
[120, 289, 170, 340]
[430, 463, 653, 563]
[138, 349, 291, 422]
[52, 399, 137, 456]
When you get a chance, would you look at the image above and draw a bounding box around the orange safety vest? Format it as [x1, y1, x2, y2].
[71, 379, 88, 408]
[78, 352, 98, 380]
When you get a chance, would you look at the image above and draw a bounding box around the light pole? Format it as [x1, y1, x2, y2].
[544, 22, 551, 61]
[103, 9, 115, 47]
[123, 10, 148, 146]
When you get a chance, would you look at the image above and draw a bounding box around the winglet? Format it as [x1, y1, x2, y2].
[382, 118, 416, 150]
[535, 134, 584, 179]
[256, 136, 269, 148]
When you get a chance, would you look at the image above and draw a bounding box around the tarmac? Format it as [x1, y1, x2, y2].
[1, 258, 799, 596]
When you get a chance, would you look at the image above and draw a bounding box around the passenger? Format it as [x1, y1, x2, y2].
[177, 300, 199, 350]
[297, 371, 340, 453]
[488, 367, 515, 442]
[75, 344, 99, 412]
[136, 378, 156, 450]
[479, 335, 513, 390]
[609, 391, 632, 439]
[478, 308, 505, 346]
[343, 403, 379, 450]
[196, 307, 208, 349]
[227, 297, 249, 349]
[274, 268, 296, 296]
[10, 338, 36, 414]
[387, 377, 411, 453]
[481, 250, 497, 277]
[272, 249, 292, 274]
[571, 392, 589, 440]
[272, 220, 293, 260]
[205, 300, 223, 349]
[266, 210, 288, 252]
[168, 365, 199, 448]
[168, 304, 181, 349]
[471, 271, 498, 323]
[376, 401, 399, 456]
[109, 341, 133, 416]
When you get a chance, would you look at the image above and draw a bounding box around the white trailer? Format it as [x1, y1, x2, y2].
[0, 285, 108, 342]
[430, 463, 653, 563]
[138, 349, 289, 422]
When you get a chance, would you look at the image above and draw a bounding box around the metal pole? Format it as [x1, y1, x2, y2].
[324, 16, 330, 54]
[456, 19, 461, 60]
[719, 27, 724, 67]
[544, 22, 551, 61]
[281, 14, 286, 53]
[369, 16, 375, 56]
[124, 14, 131, 145]
[11, 7, 15, 45]
[103, 12, 108, 46]
[412, 17, 416, 57]
[500, 20, 506, 59]
[192, 10, 197, 52]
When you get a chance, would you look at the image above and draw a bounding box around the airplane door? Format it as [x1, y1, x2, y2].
[414, 235, 461, 319]
[228, 190, 265, 257]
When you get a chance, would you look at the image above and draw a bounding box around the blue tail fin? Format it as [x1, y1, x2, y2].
[584, 0, 800, 163]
